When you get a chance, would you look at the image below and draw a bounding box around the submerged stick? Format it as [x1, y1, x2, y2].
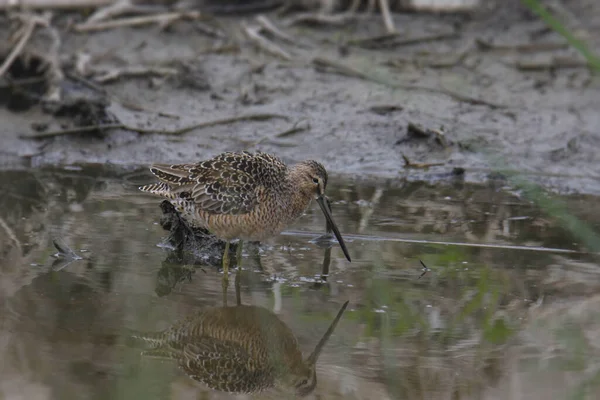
[52, 239, 85, 271]
[417, 260, 429, 280]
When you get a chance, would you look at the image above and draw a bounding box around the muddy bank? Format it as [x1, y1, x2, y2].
[0, 0, 599, 194]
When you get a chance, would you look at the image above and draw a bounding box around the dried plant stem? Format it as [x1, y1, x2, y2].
[242, 23, 292, 61]
[379, 0, 396, 33]
[255, 15, 297, 46]
[312, 57, 507, 109]
[0, 0, 110, 8]
[74, 11, 201, 33]
[0, 16, 38, 78]
[21, 113, 290, 139]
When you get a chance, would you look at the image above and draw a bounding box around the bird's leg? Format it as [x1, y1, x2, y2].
[236, 240, 244, 267]
[249, 242, 264, 273]
[235, 240, 243, 306]
[321, 247, 332, 282]
[222, 241, 230, 306]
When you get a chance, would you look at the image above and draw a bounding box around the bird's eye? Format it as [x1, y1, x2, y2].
[312, 177, 319, 184]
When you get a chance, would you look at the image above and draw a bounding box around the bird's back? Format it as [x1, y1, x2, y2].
[139, 151, 304, 240]
[140, 151, 288, 214]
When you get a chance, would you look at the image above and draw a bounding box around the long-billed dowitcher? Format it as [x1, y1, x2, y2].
[139, 151, 351, 278]
[131, 300, 349, 396]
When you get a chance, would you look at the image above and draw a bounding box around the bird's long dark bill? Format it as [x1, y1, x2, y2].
[316, 196, 351, 262]
[306, 300, 349, 365]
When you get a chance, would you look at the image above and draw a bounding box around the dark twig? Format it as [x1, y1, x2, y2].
[347, 32, 401, 46]
[386, 47, 470, 69]
[513, 56, 589, 70]
[20, 113, 290, 139]
[153, 113, 290, 135]
[417, 260, 430, 280]
[283, 12, 356, 27]
[312, 57, 507, 109]
[53, 239, 83, 260]
[246, 121, 310, 147]
[22, 124, 124, 139]
[312, 57, 370, 79]
[407, 122, 430, 138]
[275, 120, 311, 138]
[118, 100, 182, 119]
[475, 38, 568, 53]
[52, 239, 85, 271]
[368, 104, 404, 115]
[197, 44, 240, 55]
[402, 154, 445, 169]
[349, 31, 457, 48]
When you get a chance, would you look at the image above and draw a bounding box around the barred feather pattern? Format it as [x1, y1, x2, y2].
[132, 305, 307, 394]
[138, 151, 328, 241]
[140, 151, 289, 215]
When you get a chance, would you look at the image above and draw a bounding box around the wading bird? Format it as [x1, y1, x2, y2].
[139, 151, 351, 282]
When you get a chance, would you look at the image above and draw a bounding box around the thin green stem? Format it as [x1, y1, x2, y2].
[521, 0, 600, 71]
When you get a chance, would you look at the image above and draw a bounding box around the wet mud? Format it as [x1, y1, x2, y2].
[0, 0, 598, 194]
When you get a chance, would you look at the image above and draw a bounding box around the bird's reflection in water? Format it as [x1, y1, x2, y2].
[309, 196, 336, 288]
[131, 267, 348, 396]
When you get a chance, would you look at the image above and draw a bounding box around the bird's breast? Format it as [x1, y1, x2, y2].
[169, 191, 313, 242]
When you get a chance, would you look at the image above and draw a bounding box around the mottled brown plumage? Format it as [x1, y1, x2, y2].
[132, 301, 349, 396]
[139, 151, 350, 262]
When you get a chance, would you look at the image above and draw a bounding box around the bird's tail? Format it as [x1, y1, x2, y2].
[122, 328, 167, 348]
[149, 163, 194, 185]
[138, 182, 179, 200]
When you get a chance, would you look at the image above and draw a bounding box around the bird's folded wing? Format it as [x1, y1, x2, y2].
[179, 337, 273, 393]
[150, 151, 287, 215]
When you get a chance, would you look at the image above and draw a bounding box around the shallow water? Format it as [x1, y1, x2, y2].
[1, 165, 600, 400]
